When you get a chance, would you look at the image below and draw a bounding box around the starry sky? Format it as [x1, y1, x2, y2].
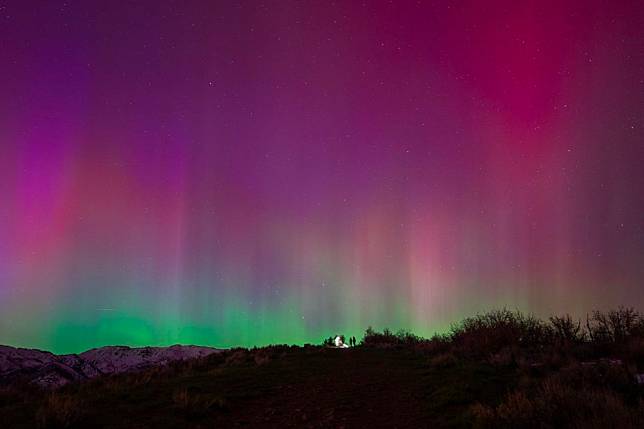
[1, 1, 643, 354]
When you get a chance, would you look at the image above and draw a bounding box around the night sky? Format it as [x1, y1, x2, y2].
[1, 1, 643, 353]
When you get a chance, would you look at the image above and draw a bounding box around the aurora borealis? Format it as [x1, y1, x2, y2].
[1, 1, 643, 354]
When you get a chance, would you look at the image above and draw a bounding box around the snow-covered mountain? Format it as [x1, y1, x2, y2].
[0, 344, 221, 388]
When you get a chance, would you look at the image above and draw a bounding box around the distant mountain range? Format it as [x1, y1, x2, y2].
[0, 344, 221, 388]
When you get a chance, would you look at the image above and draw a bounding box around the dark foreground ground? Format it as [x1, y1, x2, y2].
[3, 346, 515, 429]
[3, 308, 644, 428]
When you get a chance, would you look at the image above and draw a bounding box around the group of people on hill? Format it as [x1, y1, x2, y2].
[333, 335, 357, 348]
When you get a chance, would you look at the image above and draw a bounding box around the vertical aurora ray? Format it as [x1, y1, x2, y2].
[1, 1, 643, 353]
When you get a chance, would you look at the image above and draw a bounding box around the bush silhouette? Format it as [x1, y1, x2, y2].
[449, 308, 550, 356]
[586, 307, 643, 344]
[362, 327, 422, 346]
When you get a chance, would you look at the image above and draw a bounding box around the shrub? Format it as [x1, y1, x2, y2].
[394, 329, 423, 345]
[362, 327, 423, 346]
[471, 378, 644, 428]
[363, 327, 397, 346]
[36, 392, 83, 428]
[549, 314, 585, 344]
[587, 307, 642, 344]
[322, 336, 335, 347]
[450, 309, 549, 355]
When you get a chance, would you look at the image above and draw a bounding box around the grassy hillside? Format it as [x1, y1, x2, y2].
[3, 308, 644, 428]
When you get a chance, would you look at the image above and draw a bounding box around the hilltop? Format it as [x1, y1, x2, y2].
[2, 308, 644, 428]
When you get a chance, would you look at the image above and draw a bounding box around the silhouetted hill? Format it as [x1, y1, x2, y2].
[0, 345, 220, 388]
[3, 308, 644, 428]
